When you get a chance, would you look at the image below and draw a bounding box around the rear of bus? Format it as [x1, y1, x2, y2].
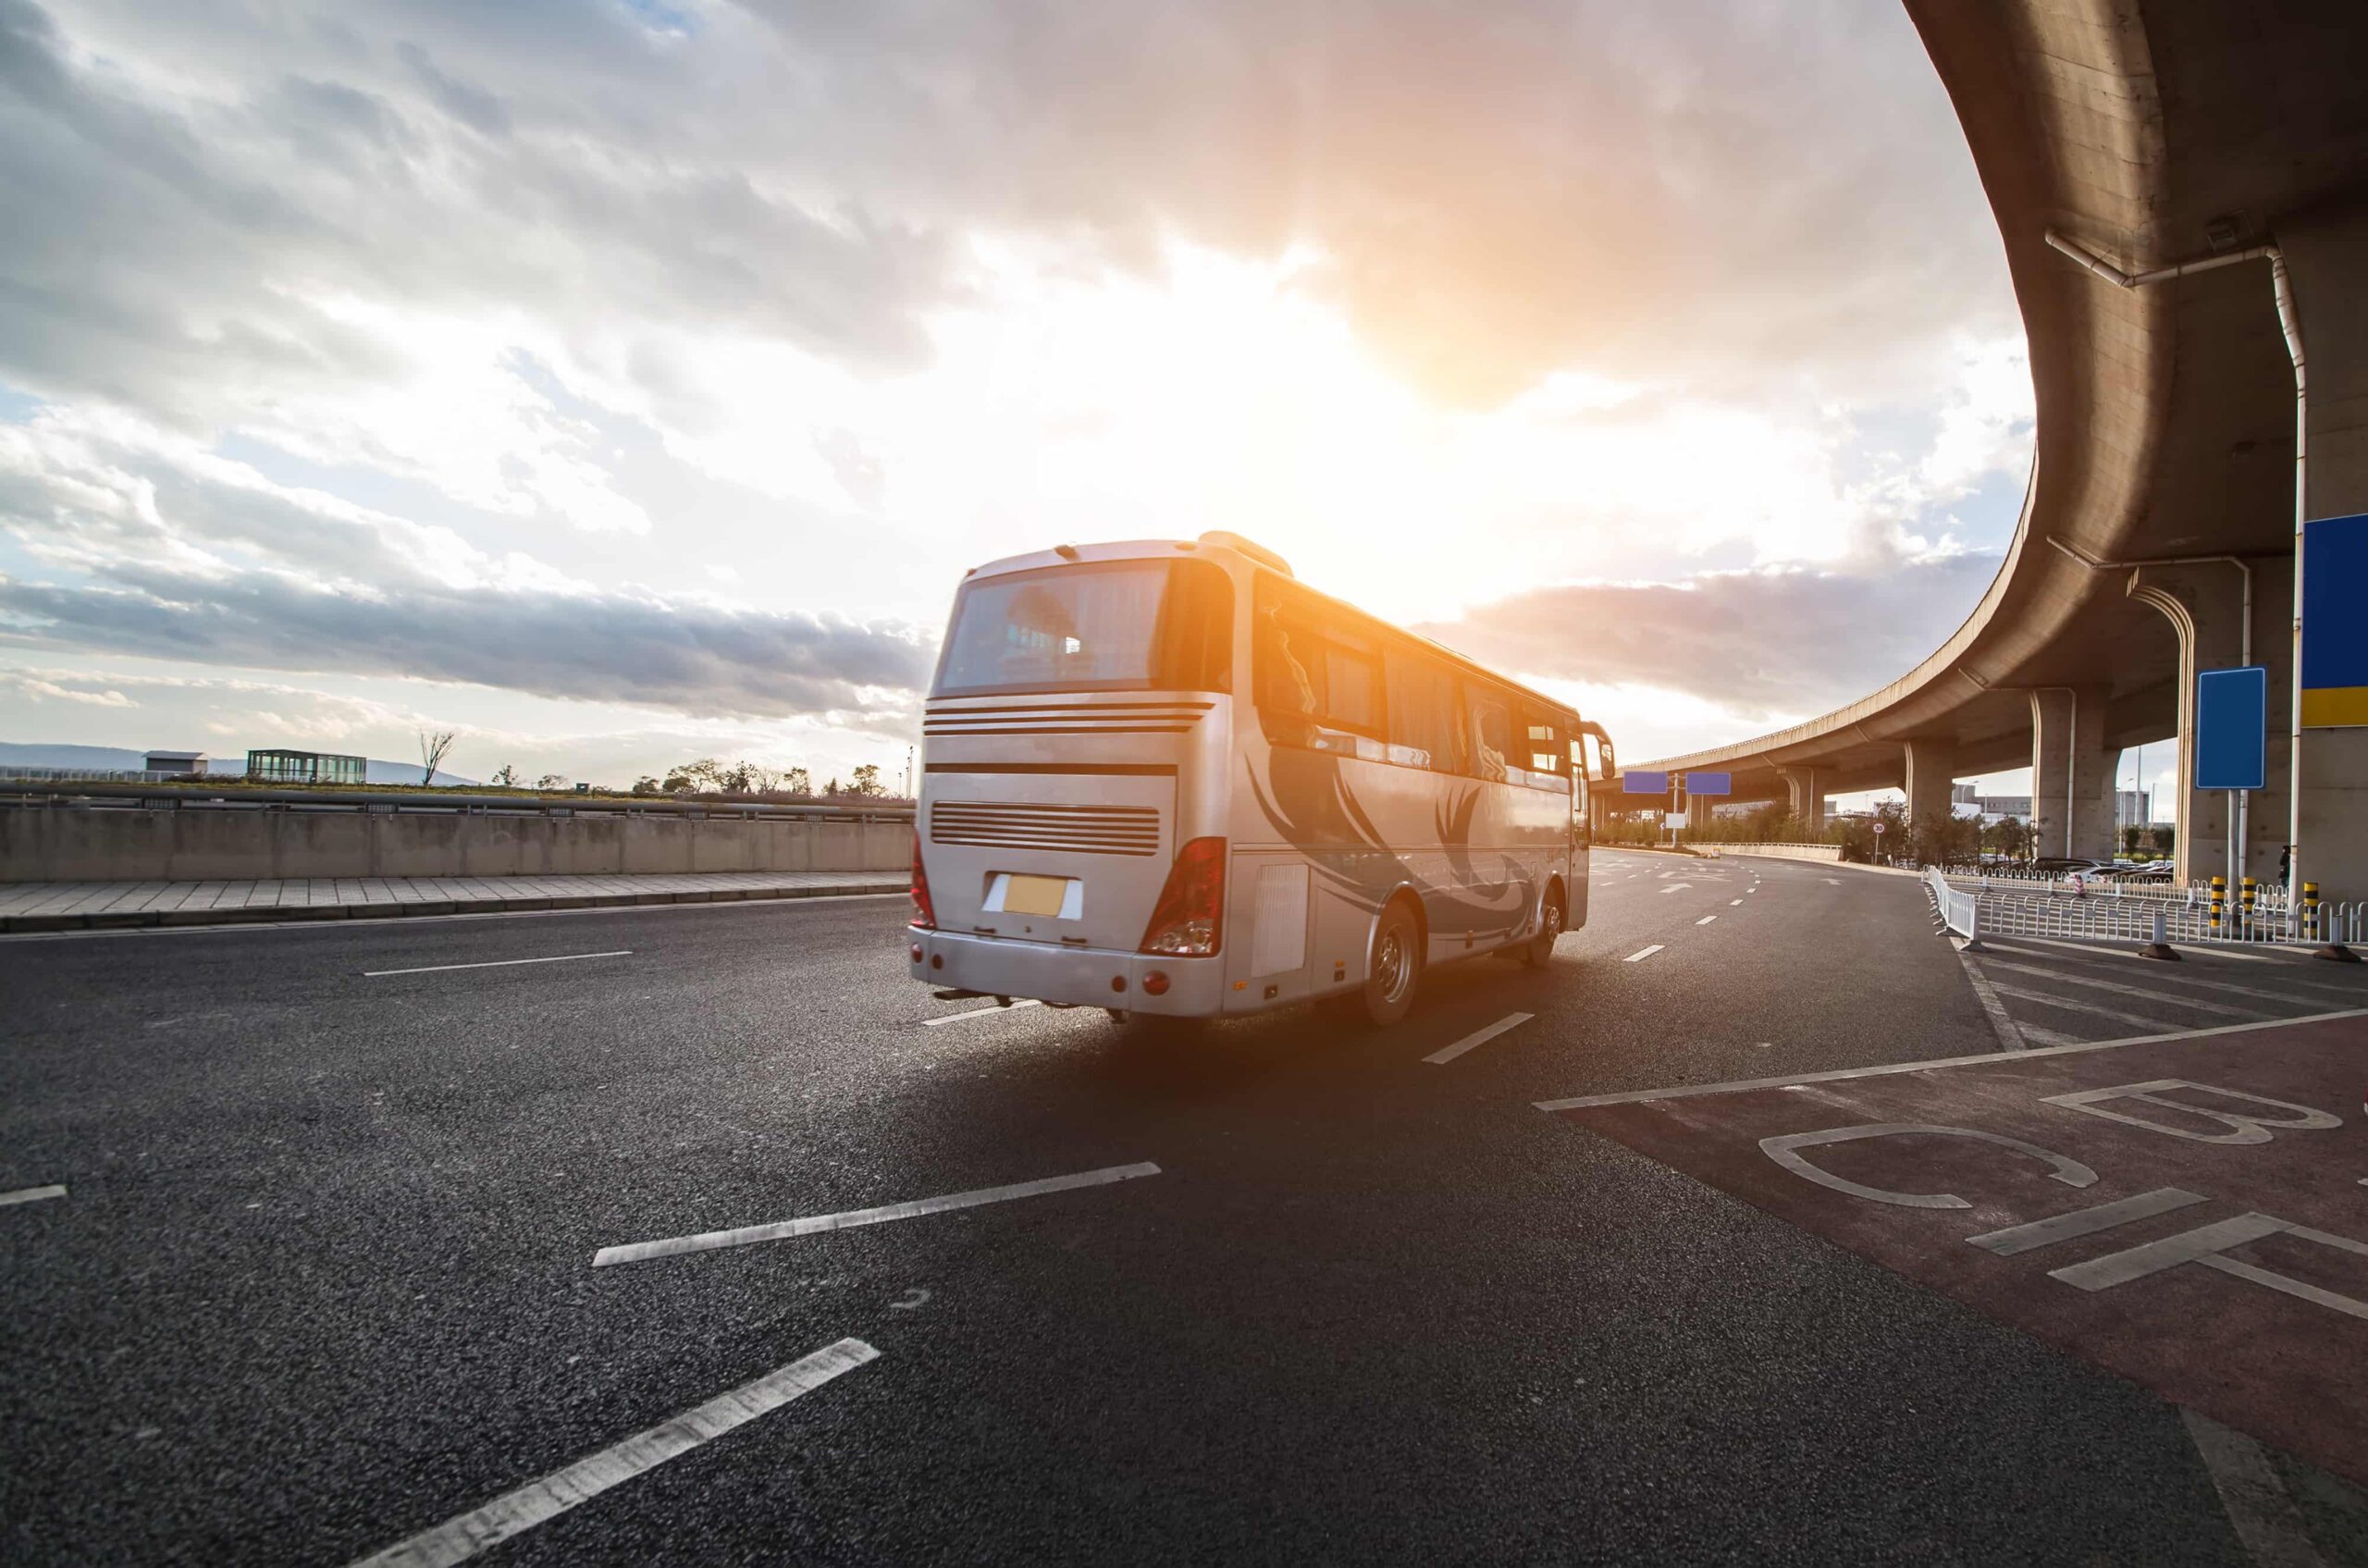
[907, 537, 1251, 1017]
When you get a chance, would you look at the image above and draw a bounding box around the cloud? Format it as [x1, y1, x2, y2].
[1414, 552, 2002, 722]
[0, 669, 134, 706]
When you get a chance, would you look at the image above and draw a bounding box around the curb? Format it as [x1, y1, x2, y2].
[0, 880, 906, 933]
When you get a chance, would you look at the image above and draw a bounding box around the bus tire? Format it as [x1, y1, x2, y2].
[1521, 885, 1566, 968]
[1363, 901, 1423, 1026]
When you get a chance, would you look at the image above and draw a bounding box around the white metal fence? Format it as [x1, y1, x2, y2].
[1926, 868, 2363, 947]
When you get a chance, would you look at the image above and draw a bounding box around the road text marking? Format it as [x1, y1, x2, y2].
[2180, 1409, 2329, 1568]
[593, 1161, 1161, 1267]
[0, 1184, 67, 1207]
[921, 998, 1043, 1027]
[1625, 945, 1665, 962]
[1424, 1011, 1535, 1065]
[347, 1339, 877, 1568]
[364, 950, 631, 978]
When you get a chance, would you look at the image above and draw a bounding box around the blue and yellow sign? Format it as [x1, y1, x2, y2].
[2301, 512, 2368, 727]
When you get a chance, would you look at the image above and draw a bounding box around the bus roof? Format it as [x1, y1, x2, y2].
[959, 535, 1581, 723]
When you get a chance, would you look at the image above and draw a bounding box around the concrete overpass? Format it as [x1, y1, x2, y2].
[1617, 0, 2368, 894]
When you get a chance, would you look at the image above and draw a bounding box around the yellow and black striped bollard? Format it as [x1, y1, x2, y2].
[2239, 875, 2256, 940]
[2210, 874, 2226, 937]
[2303, 880, 2321, 942]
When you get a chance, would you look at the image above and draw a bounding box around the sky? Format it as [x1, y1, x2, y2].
[0, 0, 2168, 805]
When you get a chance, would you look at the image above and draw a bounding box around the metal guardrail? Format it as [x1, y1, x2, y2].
[1927, 868, 2362, 948]
[0, 781, 916, 823]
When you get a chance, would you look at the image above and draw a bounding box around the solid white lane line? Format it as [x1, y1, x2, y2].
[1955, 948, 2027, 1053]
[347, 1338, 878, 1568]
[1624, 945, 1664, 962]
[921, 998, 1043, 1028]
[593, 1162, 1160, 1267]
[1424, 1011, 1534, 1066]
[0, 1184, 67, 1206]
[364, 950, 631, 977]
[2180, 1408, 2329, 1568]
[2016, 1024, 2085, 1047]
[1532, 1006, 2368, 1111]
[1696, 915, 1717, 926]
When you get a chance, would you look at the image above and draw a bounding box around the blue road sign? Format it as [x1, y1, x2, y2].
[1622, 771, 1671, 796]
[2195, 666, 2267, 791]
[1683, 772, 1732, 796]
[2301, 513, 2368, 727]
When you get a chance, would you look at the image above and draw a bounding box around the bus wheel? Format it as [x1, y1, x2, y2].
[1363, 903, 1422, 1026]
[1521, 889, 1565, 968]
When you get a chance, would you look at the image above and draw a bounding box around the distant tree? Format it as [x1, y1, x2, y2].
[631, 775, 661, 795]
[536, 773, 569, 790]
[663, 758, 725, 793]
[823, 776, 842, 796]
[489, 764, 520, 788]
[848, 763, 884, 796]
[783, 767, 812, 796]
[418, 729, 457, 786]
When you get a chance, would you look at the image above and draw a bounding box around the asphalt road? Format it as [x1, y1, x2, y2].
[3, 851, 2362, 1565]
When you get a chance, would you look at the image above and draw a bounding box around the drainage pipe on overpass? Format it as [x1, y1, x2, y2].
[2043, 229, 2309, 905]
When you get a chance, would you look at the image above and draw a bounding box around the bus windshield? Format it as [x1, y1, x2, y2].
[932, 559, 1231, 697]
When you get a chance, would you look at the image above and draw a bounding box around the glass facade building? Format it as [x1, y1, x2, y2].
[247, 748, 367, 785]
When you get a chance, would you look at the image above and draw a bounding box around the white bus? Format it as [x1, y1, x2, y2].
[907, 532, 1615, 1028]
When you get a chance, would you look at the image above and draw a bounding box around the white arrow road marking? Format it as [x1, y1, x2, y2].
[1659, 883, 1693, 894]
[345, 1339, 878, 1568]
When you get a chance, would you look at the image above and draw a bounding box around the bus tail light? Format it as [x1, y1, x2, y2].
[909, 834, 936, 930]
[1140, 836, 1225, 957]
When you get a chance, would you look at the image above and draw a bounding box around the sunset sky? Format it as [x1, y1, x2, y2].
[0, 0, 2150, 805]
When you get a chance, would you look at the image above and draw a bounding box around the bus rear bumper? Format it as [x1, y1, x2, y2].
[908, 930, 1227, 1017]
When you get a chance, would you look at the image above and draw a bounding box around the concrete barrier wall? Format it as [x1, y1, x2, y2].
[1712, 842, 1844, 863]
[0, 809, 911, 883]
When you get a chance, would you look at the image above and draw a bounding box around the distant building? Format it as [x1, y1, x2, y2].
[144, 750, 208, 775]
[247, 748, 366, 786]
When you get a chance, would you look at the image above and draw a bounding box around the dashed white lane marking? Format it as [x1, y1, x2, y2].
[1729, 899, 1743, 907]
[364, 950, 631, 978]
[2179, 1408, 2329, 1568]
[921, 998, 1043, 1028]
[1424, 1011, 1534, 1065]
[347, 1339, 878, 1568]
[593, 1162, 1161, 1267]
[1696, 915, 1718, 926]
[0, 1184, 67, 1207]
[1624, 945, 1664, 962]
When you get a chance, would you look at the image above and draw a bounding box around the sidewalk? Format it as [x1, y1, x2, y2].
[0, 870, 906, 933]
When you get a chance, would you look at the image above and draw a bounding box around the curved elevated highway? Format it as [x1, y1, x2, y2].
[1617, 1, 2368, 893]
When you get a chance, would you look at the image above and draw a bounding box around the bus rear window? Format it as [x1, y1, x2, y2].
[932, 560, 1232, 696]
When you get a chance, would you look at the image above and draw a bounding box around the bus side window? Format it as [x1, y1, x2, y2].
[1470, 690, 1511, 783]
[1385, 648, 1464, 773]
[1523, 710, 1565, 776]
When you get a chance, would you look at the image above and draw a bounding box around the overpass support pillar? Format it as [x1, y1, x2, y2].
[2028, 685, 2117, 862]
[1687, 794, 1715, 833]
[2129, 564, 2294, 887]
[1901, 739, 1955, 850]
[2285, 201, 2368, 902]
[1778, 766, 1826, 830]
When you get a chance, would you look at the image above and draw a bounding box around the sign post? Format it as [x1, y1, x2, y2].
[2196, 665, 2268, 892]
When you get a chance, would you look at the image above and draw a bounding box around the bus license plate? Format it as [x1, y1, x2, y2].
[1003, 874, 1071, 918]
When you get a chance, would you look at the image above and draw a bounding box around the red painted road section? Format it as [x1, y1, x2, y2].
[1548, 1014, 2368, 1484]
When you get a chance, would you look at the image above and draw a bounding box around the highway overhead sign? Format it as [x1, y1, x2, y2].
[1623, 771, 1671, 795]
[2194, 666, 2268, 791]
[1682, 772, 1732, 796]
